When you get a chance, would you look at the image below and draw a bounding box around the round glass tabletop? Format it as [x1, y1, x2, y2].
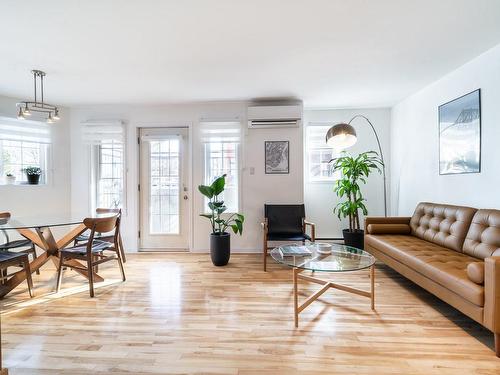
[270, 243, 375, 272]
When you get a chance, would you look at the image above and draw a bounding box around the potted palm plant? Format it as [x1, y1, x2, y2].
[198, 174, 244, 266]
[329, 151, 383, 249]
[23, 166, 42, 185]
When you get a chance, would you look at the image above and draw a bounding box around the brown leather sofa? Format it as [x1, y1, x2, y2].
[364, 202, 500, 356]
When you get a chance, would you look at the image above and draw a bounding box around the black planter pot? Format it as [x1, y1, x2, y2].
[210, 232, 230, 266]
[26, 174, 40, 185]
[342, 229, 365, 250]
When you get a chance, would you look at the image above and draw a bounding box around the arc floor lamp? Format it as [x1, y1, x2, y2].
[325, 115, 387, 217]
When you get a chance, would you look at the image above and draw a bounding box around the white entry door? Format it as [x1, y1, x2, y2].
[139, 128, 189, 250]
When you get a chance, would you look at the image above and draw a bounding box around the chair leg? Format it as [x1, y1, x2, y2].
[56, 255, 64, 293]
[24, 259, 34, 298]
[87, 257, 95, 298]
[31, 243, 40, 275]
[495, 332, 500, 358]
[263, 243, 267, 272]
[117, 250, 126, 282]
[119, 233, 126, 263]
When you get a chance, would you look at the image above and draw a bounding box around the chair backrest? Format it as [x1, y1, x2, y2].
[83, 215, 118, 238]
[264, 204, 305, 234]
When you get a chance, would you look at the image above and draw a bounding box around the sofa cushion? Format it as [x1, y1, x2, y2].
[463, 209, 500, 259]
[467, 262, 484, 285]
[366, 234, 484, 306]
[410, 202, 477, 252]
[366, 223, 411, 235]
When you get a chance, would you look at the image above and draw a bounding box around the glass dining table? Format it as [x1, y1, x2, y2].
[0, 213, 114, 298]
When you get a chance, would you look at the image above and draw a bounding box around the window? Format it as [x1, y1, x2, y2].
[95, 140, 124, 209]
[306, 124, 338, 182]
[201, 121, 240, 213]
[0, 117, 51, 185]
[82, 121, 125, 210]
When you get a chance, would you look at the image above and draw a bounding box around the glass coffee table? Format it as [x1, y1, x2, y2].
[271, 243, 376, 327]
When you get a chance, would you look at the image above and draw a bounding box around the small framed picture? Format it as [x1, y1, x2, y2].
[265, 141, 289, 174]
[439, 89, 481, 175]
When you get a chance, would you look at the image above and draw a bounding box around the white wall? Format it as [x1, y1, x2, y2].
[70, 102, 303, 252]
[303, 108, 391, 238]
[391, 43, 500, 215]
[0, 94, 71, 217]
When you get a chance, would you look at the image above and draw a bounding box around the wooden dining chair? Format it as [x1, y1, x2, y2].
[0, 251, 34, 298]
[57, 214, 126, 297]
[0, 212, 39, 275]
[73, 208, 126, 263]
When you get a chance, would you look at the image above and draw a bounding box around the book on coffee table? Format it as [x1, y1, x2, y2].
[278, 246, 312, 257]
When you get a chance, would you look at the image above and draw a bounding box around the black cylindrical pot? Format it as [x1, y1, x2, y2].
[342, 229, 365, 250]
[26, 174, 40, 185]
[210, 232, 230, 266]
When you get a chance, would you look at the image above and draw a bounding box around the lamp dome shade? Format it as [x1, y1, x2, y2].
[325, 123, 357, 149]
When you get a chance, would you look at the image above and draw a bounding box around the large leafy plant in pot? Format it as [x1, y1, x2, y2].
[199, 174, 244, 266]
[329, 151, 383, 249]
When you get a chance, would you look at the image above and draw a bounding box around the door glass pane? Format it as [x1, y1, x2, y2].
[149, 138, 180, 234]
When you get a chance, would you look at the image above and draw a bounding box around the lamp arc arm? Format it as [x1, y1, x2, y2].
[348, 115, 387, 217]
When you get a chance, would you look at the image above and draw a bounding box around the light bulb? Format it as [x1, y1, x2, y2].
[17, 107, 25, 120]
[24, 104, 32, 116]
[53, 109, 60, 120]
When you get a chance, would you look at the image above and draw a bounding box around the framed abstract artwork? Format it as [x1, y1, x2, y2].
[439, 89, 481, 175]
[265, 141, 289, 174]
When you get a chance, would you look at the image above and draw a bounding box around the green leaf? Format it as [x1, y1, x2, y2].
[198, 185, 214, 198]
[211, 174, 226, 196]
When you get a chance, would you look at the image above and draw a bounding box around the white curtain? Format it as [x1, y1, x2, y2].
[199, 120, 241, 143]
[0, 116, 51, 144]
[81, 120, 125, 144]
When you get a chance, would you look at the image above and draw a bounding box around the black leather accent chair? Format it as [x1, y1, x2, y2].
[261, 204, 315, 271]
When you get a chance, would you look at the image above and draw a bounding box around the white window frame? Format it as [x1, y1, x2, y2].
[200, 121, 241, 214]
[305, 123, 339, 183]
[0, 117, 51, 186]
[91, 139, 125, 211]
[83, 120, 126, 212]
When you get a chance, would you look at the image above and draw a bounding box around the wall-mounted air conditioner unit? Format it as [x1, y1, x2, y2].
[247, 103, 302, 129]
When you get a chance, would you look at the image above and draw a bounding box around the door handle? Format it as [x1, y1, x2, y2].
[183, 195, 188, 200]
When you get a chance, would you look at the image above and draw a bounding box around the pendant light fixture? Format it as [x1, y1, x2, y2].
[16, 70, 60, 123]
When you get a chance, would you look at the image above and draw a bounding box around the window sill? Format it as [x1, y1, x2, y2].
[0, 182, 48, 187]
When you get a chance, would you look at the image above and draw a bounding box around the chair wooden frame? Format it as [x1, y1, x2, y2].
[0, 252, 34, 298]
[261, 217, 316, 272]
[73, 208, 126, 263]
[0, 212, 39, 275]
[57, 215, 126, 297]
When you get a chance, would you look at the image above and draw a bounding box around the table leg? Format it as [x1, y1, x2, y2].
[370, 265, 375, 310]
[293, 267, 299, 328]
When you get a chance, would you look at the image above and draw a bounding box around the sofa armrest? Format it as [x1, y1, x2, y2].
[364, 217, 412, 233]
[484, 256, 500, 333]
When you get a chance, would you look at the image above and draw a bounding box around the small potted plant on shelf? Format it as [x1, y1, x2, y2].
[5, 173, 16, 185]
[329, 151, 383, 249]
[23, 166, 42, 185]
[198, 174, 244, 266]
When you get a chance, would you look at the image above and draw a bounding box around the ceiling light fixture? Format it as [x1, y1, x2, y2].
[16, 70, 60, 124]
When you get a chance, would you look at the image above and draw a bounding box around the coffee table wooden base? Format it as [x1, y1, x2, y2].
[293, 265, 375, 327]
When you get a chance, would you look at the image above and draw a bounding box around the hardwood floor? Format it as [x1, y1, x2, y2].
[1, 253, 499, 374]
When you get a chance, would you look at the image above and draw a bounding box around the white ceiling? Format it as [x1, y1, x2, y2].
[1, 0, 500, 108]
